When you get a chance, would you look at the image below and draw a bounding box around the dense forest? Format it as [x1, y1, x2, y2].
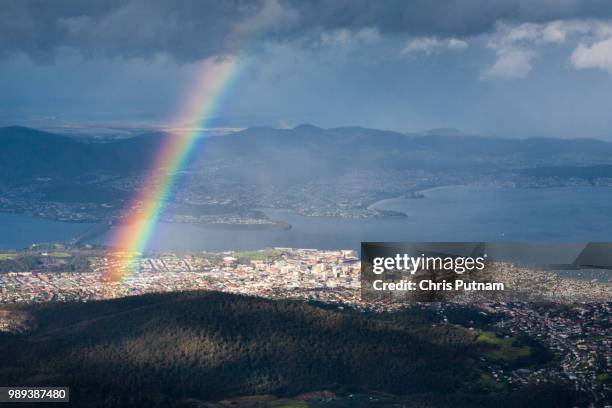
[0, 292, 577, 407]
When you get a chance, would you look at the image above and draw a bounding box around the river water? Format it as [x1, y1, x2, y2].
[2, 186, 612, 252]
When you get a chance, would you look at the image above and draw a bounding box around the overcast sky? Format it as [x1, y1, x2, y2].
[2, 0, 612, 139]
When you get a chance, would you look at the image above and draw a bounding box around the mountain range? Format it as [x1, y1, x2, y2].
[2, 125, 612, 185]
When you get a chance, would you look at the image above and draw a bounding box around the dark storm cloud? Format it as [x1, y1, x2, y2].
[1, 0, 612, 61]
[293, 0, 612, 36]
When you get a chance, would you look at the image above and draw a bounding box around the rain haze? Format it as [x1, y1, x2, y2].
[2, 0, 612, 138]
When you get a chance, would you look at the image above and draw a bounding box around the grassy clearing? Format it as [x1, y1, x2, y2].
[266, 399, 309, 408]
[47, 251, 71, 258]
[234, 249, 282, 260]
[215, 395, 309, 408]
[476, 331, 532, 361]
[0, 253, 17, 260]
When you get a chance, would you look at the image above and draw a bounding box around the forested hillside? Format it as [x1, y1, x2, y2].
[0, 292, 576, 407]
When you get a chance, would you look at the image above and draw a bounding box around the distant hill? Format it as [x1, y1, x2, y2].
[0, 291, 575, 407]
[0, 126, 164, 183]
[3, 125, 612, 185]
[193, 125, 612, 183]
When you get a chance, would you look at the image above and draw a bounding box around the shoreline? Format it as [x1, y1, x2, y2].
[193, 220, 292, 231]
[367, 184, 461, 211]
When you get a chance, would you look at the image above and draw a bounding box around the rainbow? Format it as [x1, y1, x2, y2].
[106, 57, 241, 281]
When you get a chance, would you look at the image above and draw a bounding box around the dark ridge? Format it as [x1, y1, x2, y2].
[0, 291, 573, 407]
